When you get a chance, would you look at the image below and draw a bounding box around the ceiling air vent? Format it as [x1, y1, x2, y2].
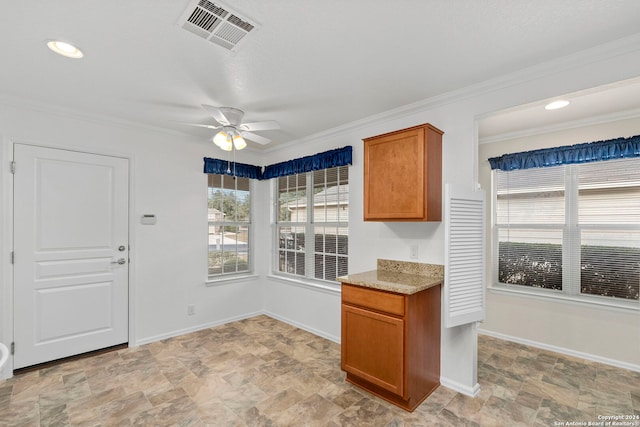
[179, 0, 257, 51]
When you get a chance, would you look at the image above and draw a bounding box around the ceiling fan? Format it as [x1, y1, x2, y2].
[187, 105, 280, 151]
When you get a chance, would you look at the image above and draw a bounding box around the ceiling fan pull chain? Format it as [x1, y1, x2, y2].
[226, 132, 233, 174]
[233, 144, 237, 177]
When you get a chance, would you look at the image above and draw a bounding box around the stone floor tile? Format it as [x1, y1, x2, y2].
[1, 314, 638, 426]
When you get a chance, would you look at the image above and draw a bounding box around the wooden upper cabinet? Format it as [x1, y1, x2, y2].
[363, 123, 443, 221]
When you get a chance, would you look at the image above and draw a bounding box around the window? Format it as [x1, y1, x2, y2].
[276, 166, 348, 282]
[494, 157, 640, 304]
[208, 174, 251, 278]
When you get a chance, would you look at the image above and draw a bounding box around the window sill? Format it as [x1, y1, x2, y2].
[206, 273, 259, 287]
[489, 284, 639, 313]
[266, 273, 341, 295]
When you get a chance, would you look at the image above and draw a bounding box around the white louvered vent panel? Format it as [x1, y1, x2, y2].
[188, 7, 223, 31]
[178, 0, 258, 51]
[198, 0, 228, 17]
[227, 14, 255, 32]
[215, 22, 250, 45]
[444, 185, 486, 328]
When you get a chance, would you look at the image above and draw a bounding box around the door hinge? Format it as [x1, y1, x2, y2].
[11, 342, 15, 355]
[10, 251, 14, 264]
[10, 161, 16, 174]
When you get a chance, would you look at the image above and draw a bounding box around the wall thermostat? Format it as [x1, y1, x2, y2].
[141, 214, 156, 225]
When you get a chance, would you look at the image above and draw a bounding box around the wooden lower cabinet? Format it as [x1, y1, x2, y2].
[341, 283, 441, 412]
[342, 305, 405, 396]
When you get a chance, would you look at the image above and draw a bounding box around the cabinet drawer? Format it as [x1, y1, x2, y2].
[342, 284, 405, 316]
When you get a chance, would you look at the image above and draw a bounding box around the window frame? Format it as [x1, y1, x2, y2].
[491, 159, 640, 310]
[273, 166, 349, 284]
[207, 173, 253, 281]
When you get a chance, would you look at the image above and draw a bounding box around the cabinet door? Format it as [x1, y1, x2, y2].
[364, 127, 426, 220]
[341, 304, 405, 397]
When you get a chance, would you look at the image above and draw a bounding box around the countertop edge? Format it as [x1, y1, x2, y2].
[338, 270, 443, 295]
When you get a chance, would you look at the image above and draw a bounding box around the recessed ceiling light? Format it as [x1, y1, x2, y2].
[47, 40, 84, 59]
[544, 100, 570, 110]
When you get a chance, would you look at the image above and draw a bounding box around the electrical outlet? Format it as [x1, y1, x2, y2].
[410, 245, 419, 259]
[187, 304, 196, 316]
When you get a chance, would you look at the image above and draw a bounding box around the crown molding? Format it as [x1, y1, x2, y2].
[2, 33, 640, 155]
[0, 93, 199, 139]
[479, 107, 640, 145]
[269, 33, 640, 153]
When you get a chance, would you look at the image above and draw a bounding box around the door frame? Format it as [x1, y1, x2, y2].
[0, 137, 137, 379]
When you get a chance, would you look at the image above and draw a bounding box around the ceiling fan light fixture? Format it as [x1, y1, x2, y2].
[213, 130, 232, 151]
[197, 105, 279, 149]
[213, 130, 227, 146]
[220, 138, 233, 151]
[233, 133, 246, 150]
[213, 127, 247, 151]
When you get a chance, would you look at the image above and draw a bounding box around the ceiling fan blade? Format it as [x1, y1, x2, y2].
[240, 131, 271, 145]
[239, 120, 280, 132]
[201, 104, 230, 126]
[179, 122, 222, 130]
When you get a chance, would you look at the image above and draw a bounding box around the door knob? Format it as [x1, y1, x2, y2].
[118, 245, 126, 252]
[111, 258, 126, 265]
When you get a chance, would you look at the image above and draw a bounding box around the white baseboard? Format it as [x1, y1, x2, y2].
[133, 310, 264, 346]
[133, 310, 342, 348]
[478, 328, 640, 373]
[262, 310, 341, 344]
[440, 377, 481, 397]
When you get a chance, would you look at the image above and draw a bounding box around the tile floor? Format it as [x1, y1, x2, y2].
[1, 315, 639, 426]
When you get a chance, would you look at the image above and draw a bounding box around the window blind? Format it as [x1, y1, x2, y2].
[276, 166, 348, 282]
[575, 159, 640, 300]
[494, 157, 640, 303]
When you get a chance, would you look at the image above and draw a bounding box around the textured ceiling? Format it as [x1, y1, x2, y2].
[1, 0, 640, 149]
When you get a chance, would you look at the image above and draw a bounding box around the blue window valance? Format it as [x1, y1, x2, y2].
[204, 146, 352, 180]
[261, 146, 353, 179]
[203, 157, 263, 179]
[488, 134, 640, 171]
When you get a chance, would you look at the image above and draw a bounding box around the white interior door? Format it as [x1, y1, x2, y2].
[13, 144, 129, 369]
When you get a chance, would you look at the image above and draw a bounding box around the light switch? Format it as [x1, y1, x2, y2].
[410, 245, 419, 259]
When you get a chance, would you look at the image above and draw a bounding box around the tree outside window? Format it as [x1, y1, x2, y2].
[208, 174, 251, 277]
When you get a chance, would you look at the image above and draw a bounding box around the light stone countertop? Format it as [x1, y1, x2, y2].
[337, 259, 443, 295]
